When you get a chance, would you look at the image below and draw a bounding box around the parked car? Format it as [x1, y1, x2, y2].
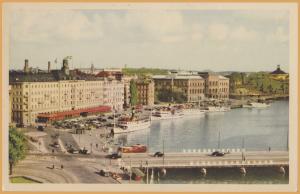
[99, 169, 110, 177]
[110, 152, 122, 159]
[153, 151, 164, 157]
[37, 126, 44, 131]
[210, 151, 225, 157]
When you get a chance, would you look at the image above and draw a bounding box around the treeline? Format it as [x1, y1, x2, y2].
[122, 67, 169, 76]
[227, 72, 289, 95]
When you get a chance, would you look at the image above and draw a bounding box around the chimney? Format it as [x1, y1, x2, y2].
[48, 61, 51, 73]
[24, 59, 29, 73]
[62, 58, 70, 75]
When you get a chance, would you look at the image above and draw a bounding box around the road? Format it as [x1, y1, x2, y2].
[120, 151, 289, 168]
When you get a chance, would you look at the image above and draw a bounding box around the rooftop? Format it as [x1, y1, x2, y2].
[152, 75, 204, 80]
[270, 65, 287, 75]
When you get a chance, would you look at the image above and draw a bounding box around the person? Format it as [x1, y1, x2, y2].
[96, 144, 98, 148]
[61, 164, 64, 169]
[268, 147, 271, 152]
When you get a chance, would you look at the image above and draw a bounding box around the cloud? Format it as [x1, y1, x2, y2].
[208, 23, 258, 41]
[208, 23, 229, 41]
[233, 10, 289, 22]
[230, 26, 258, 41]
[267, 26, 289, 43]
[11, 10, 104, 43]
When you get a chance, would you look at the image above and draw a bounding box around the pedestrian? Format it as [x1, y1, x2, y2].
[268, 147, 271, 152]
[96, 144, 98, 148]
[52, 164, 55, 169]
[61, 164, 64, 170]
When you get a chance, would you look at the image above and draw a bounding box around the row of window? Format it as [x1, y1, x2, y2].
[189, 89, 204, 94]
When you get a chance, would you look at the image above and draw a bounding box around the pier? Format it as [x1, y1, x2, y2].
[120, 150, 288, 169]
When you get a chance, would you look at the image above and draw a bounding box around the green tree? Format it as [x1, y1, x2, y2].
[9, 127, 27, 175]
[129, 80, 138, 106]
[267, 84, 273, 94]
[260, 83, 264, 93]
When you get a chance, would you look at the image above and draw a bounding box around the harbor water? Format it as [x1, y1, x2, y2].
[114, 100, 289, 184]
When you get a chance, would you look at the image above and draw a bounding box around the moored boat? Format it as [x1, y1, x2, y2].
[243, 102, 271, 108]
[113, 117, 151, 134]
[182, 109, 205, 117]
[205, 106, 231, 112]
[151, 109, 183, 121]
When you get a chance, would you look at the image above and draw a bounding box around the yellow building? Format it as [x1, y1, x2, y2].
[270, 65, 289, 81]
[9, 59, 124, 126]
[153, 74, 205, 103]
[198, 72, 229, 100]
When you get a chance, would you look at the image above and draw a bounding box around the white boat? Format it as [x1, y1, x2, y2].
[205, 106, 231, 112]
[113, 118, 151, 134]
[243, 102, 270, 108]
[182, 109, 205, 117]
[151, 110, 183, 121]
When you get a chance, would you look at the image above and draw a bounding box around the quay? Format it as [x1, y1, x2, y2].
[120, 151, 289, 170]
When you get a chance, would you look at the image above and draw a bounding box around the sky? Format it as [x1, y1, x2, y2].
[8, 7, 290, 72]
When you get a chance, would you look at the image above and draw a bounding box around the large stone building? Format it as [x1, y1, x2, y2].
[153, 74, 205, 103]
[198, 72, 229, 100]
[9, 59, 124, 126]
[136, 78, 155, 106]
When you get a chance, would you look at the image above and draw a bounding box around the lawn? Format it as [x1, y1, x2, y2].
[10, 176, 40, 183]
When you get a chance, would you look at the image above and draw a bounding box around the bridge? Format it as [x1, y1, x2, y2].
[119, 150, 289, 170]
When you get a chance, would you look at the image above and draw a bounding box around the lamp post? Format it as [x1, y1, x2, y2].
[163, 139, 165, 166]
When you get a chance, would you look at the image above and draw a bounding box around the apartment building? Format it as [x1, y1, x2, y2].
[9, 59, 124, 126]
[136, 79, 155, 106]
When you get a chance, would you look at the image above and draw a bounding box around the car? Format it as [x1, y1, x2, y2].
[99, 169, 110, 177]
[37, 126, 45, 131]
[110, 152, 122, 159]
[153, 151, 164, 157]
[210, 151, 225, 157]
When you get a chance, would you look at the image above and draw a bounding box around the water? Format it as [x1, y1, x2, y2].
[114, 100, 289, 184]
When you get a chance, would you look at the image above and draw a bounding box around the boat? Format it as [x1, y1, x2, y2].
[204, 106, 231, 112]
[243, 102, 271, 108]
[182, 109, 205, 117]
[112, 118, 151, 134]
[151, 109, 184, 121]
[119, 144, 147, 153]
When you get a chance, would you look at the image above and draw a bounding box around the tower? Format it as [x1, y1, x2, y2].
[91, 63, 95, 74]
[48, 61, 51, 73]
[24, 59, 29, 73]
[61, 58, 70, 75]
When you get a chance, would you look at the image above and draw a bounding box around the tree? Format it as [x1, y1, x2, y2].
[9, 127, 27, 175]
[267, 84, 273, 94]
[260, 83, 264, 93]
[129, 80, 138, 106]
[156, 87, 187, 103]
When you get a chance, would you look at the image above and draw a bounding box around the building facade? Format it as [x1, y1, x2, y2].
[153, 74, 205, 103]
[9, 59, 124, 126]
[136, 79, 155, 106]
[198, 72, 229, 100]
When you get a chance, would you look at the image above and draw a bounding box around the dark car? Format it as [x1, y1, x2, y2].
[210, 151, 225, 157]
[153, 151, 164, 157]
[37, 126, 44, 131]
[110, 152, 122, 159]
[99, 169, 110, 177]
